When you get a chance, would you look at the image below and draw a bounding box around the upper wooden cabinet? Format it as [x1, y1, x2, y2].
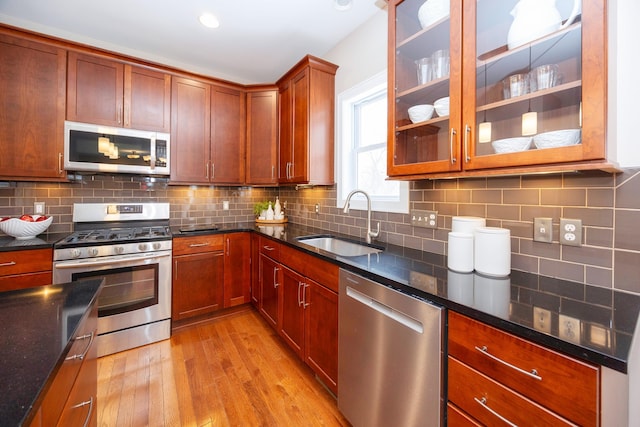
[277, 55, 338, 185]
[387, 0, 608, 178]
[67, 51, 171, 132]
[170, 77, 246, 185]
[246, 89, 279, 185]
[0, 31, 66, 181]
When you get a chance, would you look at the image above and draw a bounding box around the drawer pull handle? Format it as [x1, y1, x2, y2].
[0, 261, 17, 267]
[188, 243, 210, 248]
[65, 332, 94, 361]
[475, 345, 541, 381]
[72, 396, 94, 427]
[263, 245, 275, 251]
[474, 397, 518, 427]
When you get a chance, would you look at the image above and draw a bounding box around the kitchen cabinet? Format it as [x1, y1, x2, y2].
[172, 234, 224, 321]
[0, 31, 66, 181]
[223, 232, 251, 308]
[170, 77, 246, 185]
[0, 248, 52, 292]
[448, 311, 599, 426]
[31, 298, 98, 427]
[67, 51, 171, 132]
[278, 244, 339, 394]
[277, 55, 338, 185]
[387, 0, 609, 179]
[246, 89, 279, 185]
[258, 237, 281, 329]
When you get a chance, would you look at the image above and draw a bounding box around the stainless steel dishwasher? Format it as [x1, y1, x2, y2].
[338, 269, 444, 427]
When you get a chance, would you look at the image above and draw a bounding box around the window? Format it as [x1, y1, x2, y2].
[337, 71, 409, 213]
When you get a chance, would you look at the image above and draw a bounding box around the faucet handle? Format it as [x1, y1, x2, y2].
[369, 222, 381, 239]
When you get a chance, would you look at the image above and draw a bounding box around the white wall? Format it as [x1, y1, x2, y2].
[323, 9, 388, 95]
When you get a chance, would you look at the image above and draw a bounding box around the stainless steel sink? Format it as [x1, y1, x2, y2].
[297, 236, 383, 257]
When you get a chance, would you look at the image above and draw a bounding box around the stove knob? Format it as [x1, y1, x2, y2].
[71, 248, 82, 258]
[138, 243, 149, 252]
[114, 246, 125, 255]
[152, 242, 161, 250]
[88, 248, 99, 257]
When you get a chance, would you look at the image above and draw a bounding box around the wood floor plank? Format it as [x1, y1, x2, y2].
[97, 307, 350, 426]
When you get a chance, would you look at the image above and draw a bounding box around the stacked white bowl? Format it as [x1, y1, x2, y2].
[408, 104, 434, 123]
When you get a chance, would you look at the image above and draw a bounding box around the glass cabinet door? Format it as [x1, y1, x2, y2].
[388, 0, 463, 176]
[465, 0, 606, 170]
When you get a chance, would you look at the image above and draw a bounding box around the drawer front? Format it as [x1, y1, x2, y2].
[0, 248, 52, 277]
[447, 402, 482, 427]
[173, 234, 224, 255]
[448, 311, 599, 426]
[258, 236, 280, 261]
[280, 244, 338, 292]
[0, 271, 52, 292]
[448, 357, 574, 427]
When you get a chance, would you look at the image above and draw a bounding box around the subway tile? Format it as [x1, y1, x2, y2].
[541, 188, 586, 206]
[614, 250, 640, 294]
[511, 254, 539, 274]
[563, 207, 613, 227]
[433, 203, 457, 216]
[458, 178, 487, 189]
[539, 259, 584, 283]
[586, 188, 614, 207]
[471, 189, 501, 204]
[522, 174, 562, 188]
[585, 227, 613, 248]
[457, 204, 485, 217]
[614, 210, 640, 251]
[445, 189, 471, 203]
[487, 204, 520, 221]
[504, 189, 539, 205]
[520, 239, 561, 259]
[563, 171, 615, 188]
[423, 189, 446, 202]
[562, 245, 612, 268]
[487, 176, 521, 189]
[434, 180, 458, 190]
[520, 205, 561, 222]
[412, 180, 434, 190]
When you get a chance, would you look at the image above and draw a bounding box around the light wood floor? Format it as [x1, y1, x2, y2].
[97, 307, 350, 427]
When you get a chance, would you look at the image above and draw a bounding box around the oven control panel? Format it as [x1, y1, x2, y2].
[54, 239, 172, 261]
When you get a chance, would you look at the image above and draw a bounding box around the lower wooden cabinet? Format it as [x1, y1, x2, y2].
[172, 234, 224, 321]
[0, 248, 52, 292]
[447, 311, 600, 426]
[259, 250, 281, 329]
[223, 232, 251, 308]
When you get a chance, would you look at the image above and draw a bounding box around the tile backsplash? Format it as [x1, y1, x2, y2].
[2, 168, 639, 296]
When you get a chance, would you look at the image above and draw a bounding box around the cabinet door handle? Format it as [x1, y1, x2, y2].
[65, 332, 94, 361]
[273, 266, 280, 288]
[118, 106, 122, 125]
[450, 128, 457, 164]
[464, 124, 472, 163]
[59, 152, 64, 175]
[226, 238, 230, 256]
[71, 396, 94, 427]
[271, 165, 275, 180]
[211, 163, 215, 180]
[297, 282, 303, 306]
[303, 283, 310, 308]
[474, 397, 518, 427]
[475, 345, 541, 380]
[0, 261, 17, 267]
[205, 161, 209, 179]
[188, 242, 210, 248]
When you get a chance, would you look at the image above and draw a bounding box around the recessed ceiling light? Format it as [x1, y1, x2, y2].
[199, 13, 220, 29]
[334, 0, 353, 11]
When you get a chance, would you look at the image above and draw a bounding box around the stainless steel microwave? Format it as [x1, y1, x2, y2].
[64, 121, 170, 175]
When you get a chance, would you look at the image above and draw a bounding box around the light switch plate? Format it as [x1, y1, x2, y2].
[533, 217, 552, 243]
[34, 202, 45, 215]
[411, 210, 438, 229]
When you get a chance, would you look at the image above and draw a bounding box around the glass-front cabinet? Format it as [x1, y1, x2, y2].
[388, 0, 607, 178]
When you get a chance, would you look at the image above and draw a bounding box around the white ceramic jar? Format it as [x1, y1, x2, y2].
[474, 227, 511, 277]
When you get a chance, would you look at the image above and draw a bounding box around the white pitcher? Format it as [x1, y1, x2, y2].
[507, 0, 581, 49]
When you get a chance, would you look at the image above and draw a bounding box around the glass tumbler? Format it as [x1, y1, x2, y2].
[533, 64, 559, 90]
[415, 57, 432, 85]
[431, 49, 450, 79]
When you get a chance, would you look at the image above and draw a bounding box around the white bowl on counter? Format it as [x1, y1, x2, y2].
[491, 136, 533, 154]
[533, 129, 581, 149]
[0, 215, 53, 239]
[434, 96, 450, 116]
[408, 104, 435, 123]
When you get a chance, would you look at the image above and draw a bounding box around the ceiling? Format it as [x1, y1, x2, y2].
[0, 0, 385, 85]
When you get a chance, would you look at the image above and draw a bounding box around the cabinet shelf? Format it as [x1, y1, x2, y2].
[396, 115, 448, 132]
[477, 80, 582, 113]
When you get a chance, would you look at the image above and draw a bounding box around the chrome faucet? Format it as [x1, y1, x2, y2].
[343, 189, 380, 244]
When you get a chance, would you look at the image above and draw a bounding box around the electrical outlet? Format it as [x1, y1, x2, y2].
[533, 307, 552, 334]
[315, 203, 320, 214]
[34, 202, 45, 215]
[222, 201, 229, 210]
[559, 314, 581, 344]
[533, 217, 552, 243]
[411, 210, 438, 229]
[560, 218, 582, 246]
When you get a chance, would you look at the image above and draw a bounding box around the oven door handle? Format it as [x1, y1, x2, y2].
[54, 252, 171, 269]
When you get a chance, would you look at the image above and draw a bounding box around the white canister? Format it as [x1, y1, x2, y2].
[474, 227, 511, 277]
[452, 216, 486, 234]
[447, 232, 474, 273]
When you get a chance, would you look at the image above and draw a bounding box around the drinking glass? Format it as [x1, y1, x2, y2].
[431, 49, 450, 79]
[415, 57, 432, 85]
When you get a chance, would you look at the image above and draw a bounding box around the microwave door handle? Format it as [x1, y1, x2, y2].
[150, 135, 156, 170]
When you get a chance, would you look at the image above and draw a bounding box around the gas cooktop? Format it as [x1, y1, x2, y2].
[57, 226, 171, 248]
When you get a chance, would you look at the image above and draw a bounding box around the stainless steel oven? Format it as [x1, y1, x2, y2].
[53, 203, 172, 357]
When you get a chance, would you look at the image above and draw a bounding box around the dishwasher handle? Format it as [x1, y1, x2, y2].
[346, 286, 424, 334]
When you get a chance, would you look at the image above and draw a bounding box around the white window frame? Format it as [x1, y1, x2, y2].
[336, 70, 409, 214]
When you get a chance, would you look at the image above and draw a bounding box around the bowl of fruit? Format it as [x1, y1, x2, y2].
[0, 215, 53, 239]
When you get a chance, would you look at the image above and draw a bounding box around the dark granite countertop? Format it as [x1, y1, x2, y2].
[177, 221, 639, 373]
[0, 233, 68, 252]
[0, 279, 103, 426]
